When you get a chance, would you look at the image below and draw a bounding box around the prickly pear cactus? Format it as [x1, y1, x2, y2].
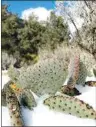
[8, 53, 84, 97]
[8, 46, 96, 97]
[44, 95, 96, 120]
[5, 85, 24, 126]
[8, 56, 69, 96]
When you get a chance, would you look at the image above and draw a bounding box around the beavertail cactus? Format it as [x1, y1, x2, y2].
[44, 95, 96, 120]
[5, 85, 24, 126]
[8, 52, 87, 97]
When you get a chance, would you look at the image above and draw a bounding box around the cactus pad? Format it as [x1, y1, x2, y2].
[44, 95, 96, 120]
[6, 85, 24, 126]
[18, 89, 37, 110]
[13, 57, 68, 96]
[67, 54, 80, 88]
[76, 62, 88, 86]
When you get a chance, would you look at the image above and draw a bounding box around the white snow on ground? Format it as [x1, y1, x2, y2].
[1, 71, 96, 126]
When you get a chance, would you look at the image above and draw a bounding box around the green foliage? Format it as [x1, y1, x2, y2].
[1, 5, 11, 20]
[17, 16, 45, 57]
[2, 5, 24, 55]
[2, 5, 70, 66]
[41, 12, 70, 50]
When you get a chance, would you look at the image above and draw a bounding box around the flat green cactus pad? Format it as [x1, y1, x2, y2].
[12, 57, 68, 96]
[44, 95, 96, 120]
[76, 62, 88, 86]
[18, 89, 37, 110]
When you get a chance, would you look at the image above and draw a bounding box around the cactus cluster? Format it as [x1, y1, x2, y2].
[44, 95, 96, 120]
[8, 46, 96, 97]
[7, 46, 96, 115]
[8, 52, 88, 98]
